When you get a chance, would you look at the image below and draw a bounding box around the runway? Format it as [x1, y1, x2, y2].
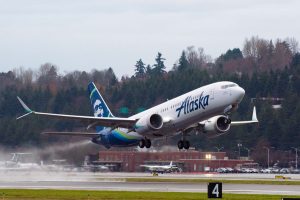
[0, 181, 300, 195]
[0, 171, 300, 195]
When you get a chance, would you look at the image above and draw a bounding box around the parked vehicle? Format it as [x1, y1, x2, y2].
[279, 168, 290, 174]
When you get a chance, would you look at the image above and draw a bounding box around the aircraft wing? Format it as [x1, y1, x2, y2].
[17, 97, 137, 129]
[41, 132, 100, 137]
[230, 106, 258, 125]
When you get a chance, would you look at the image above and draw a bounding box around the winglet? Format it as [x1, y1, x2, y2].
[16, 96, 33, 120]
[252, 106, 258, 122]
[230, 106, 259, 126]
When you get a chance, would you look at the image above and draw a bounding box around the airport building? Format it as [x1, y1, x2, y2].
[94, 150, 254, 172]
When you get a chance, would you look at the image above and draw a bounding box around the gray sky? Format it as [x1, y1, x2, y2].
[0, 0, 299, 78]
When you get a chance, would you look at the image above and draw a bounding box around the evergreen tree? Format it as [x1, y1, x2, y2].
[224, 48, 243, 61]
[152, 52, 166, 75]
[134, 59, 146, 78]
[178, 51, 189, 71]
[146, 64, 152, 76]
[216, 48, 243, 63]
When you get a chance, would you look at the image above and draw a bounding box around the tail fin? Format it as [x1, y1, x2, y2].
[170, 161, 173, 166]
[87, 82, 114, 131]
[11, 153, 18, 163]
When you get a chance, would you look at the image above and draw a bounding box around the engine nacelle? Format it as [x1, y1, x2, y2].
[203, 115, 231, 137]
[135, 114, 163, 136]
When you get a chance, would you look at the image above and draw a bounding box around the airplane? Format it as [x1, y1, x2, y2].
[140, 161, 179, 173]
[0, 153, 41, 171]
[17, 81, 258, 150]
[81, 156, 110, 172]
[82, 159, 115, 172]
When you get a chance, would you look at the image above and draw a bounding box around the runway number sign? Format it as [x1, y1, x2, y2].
[208, 182, 222, 198]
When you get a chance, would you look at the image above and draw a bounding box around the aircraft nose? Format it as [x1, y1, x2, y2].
[236, 86, 245, 102]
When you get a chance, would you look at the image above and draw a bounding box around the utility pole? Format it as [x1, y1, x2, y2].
[244, 147, 250, 159]
[291, 147, 298, 170]
[263, 147, 270, 168]
[237, 143, 242, 159]
[215, 146, 224, 168]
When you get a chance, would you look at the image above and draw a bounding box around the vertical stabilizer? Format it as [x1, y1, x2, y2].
[87, 82, 114, 132]
[11, 153, 18, 163]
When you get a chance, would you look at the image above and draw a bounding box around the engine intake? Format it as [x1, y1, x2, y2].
[135, 114, 163, 136]
[203, 115, 231, 137]
[149, 114, 163, 129]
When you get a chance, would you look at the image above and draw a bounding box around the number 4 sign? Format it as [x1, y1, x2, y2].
[208, 182, 222, 198]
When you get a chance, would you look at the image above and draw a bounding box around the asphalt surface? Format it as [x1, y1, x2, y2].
[1, 180, 300, 195]
[0, 171, 299, 195]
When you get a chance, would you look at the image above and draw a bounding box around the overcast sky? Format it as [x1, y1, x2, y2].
[0, 0, 299, 78]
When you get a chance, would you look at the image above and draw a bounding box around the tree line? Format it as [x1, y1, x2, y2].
[0, 36, 299, 167]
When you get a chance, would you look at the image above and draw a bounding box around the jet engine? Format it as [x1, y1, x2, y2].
[203, 115, 231, 137]
[135, 114, 163, 136]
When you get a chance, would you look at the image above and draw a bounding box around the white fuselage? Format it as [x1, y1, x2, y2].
[124, 81, 245, 139]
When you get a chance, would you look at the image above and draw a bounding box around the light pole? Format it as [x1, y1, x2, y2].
[244, 147, 250, 159]
[237, 143, 242, 159]
[214, 146, 224, 152]
[263, 147, 270, 168]
[291, 147, 298, 170]
[214, 146, 224, 168]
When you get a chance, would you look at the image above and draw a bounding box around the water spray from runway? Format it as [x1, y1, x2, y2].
[36, 140, 97, 164]
[38, 140, 93, 156]
[0, 139, 104, 182]
[0, 138, 101, 167]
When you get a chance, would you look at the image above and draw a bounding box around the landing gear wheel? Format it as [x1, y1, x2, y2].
[139, 139, 145, 148]
[183, 140, 190, 150]
[177, 140, 184, 149]
[145, 139, 151, 148]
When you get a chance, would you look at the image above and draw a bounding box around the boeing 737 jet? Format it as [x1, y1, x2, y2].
[140, 161, 179, 173]
[17, 81, 258, 149]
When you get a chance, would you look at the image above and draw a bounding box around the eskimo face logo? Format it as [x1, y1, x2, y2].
[175, 92, 209, 118]
[94, 99, 104, 117]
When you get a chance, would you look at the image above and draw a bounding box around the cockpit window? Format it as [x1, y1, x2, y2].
[221, 84, 237, 89]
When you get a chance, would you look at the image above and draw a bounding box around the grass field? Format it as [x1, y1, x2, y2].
[125, 177, 300, 185]
[0, 189, 299, 200]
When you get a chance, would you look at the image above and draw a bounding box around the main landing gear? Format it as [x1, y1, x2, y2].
[177, 131, 190, 150]
[177, 140, 190, 150]
[139, 138, 151, 148]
